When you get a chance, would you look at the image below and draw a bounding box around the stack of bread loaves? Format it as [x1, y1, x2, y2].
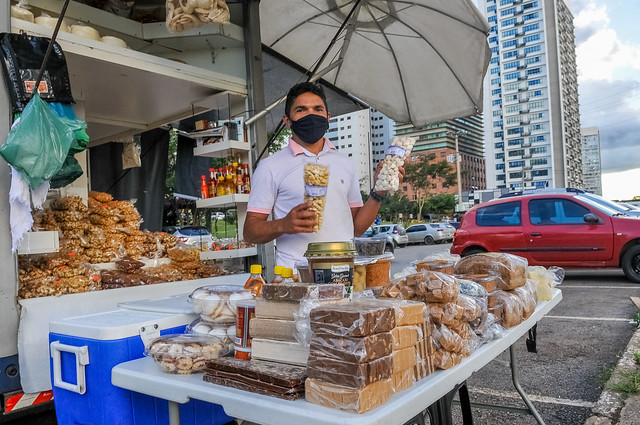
[454, 253, 538, 329]
[305, 303, 396, 413]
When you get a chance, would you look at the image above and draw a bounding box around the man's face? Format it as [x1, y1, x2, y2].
[284, 92, 329, 128]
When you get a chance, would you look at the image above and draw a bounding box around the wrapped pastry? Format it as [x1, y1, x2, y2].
[303, 163, 329, 232]
[146, 334, 229, 374]
[454, 253, 527, 290]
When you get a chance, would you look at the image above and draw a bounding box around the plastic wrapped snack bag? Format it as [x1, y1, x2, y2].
[304, 163, 329, 232]
[374, 136, 416, 194]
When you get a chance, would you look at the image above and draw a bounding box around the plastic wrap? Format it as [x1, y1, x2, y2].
[309, 304, 396, 337]
[527, 265, 564, 301]
[165, 0, 230, 33]
[491, 290, 525, 328]
[353, 238, 386, 256]
[513, 279, 538, 319]
[309, 332, 393, 363]
[454, 253, 528, 290]
[294, 260, 312, 283]
[261, 283, 345, 302]
[188, 285, 253, 323]
[457, 278, 488, 297]
[11, 1, 34, 23]
[373, 136, 416, 194]
[415, 259, 455, 275]
[434, 349, 465, 370]
[307, 354, 392, 388]
[305, 378, 394, 414]
[365, 253, 394, 287]
[204, 357, 306, 387]
[428, 302, 462, 326]
[456, 294, 483, 322]
[380, 270, 459, 304]
[432, 323, 467, 354]
[455, 273, 499, 293]
[392, 367, 415, 393]
[145, 334, 230, 374]
[185, 318, 235, 351]
[304, 163, 329, 231]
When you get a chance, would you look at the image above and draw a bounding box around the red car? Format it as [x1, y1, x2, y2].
[450, 189, 640, 283]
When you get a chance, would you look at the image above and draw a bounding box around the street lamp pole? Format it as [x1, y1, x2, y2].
[455, 132, 463, 210]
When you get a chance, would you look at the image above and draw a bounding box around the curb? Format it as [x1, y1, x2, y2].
[584, 324, 640, 425]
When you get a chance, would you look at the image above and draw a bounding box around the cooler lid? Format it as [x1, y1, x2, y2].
[117, 294, 194, 314]
[49, 310, 196, 340]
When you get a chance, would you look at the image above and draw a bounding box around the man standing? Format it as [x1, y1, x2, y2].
[243, 82, 402, 268]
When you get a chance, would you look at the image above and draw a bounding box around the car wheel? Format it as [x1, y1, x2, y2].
[622, 245, 640, 283]
[461, 247, 487, 257]
[393, 241, 399, 248]
[424, 236, 434, 245]
[399, 244, 407, 248]
[385, 244, 394, 253]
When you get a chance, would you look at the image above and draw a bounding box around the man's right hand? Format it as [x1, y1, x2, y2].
[280, 203, 317, 234]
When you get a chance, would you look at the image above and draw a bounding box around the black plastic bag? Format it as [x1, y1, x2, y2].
[0, 32, 74, 114]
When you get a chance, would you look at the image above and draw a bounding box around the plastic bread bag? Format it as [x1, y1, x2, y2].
[428, 302, 462, 326]
[415, 271, 459, 303]
[145, 333, 230, 374]
[415, 251, 461, 265]
[513, 279, 538, 319]
[527, 265, 564, 301]
[379, 269, 423, 300]
[306, 354, 393, 389]
[166, 0, 204, 33]
[309, 331, 393, 363]
[431, 323, 466, 353]
[455, 272, 500, 293]
[373, 136, 416, 194]
[309, 304, 396, 337]
[350, 295, 427, 327]
[457, 278, 488, 298]
[454, 252, 528, 291]
[262, 283, 345, 302]
[492, 290, 525, 328]
[305, 377, 394, 414]
[434, 349, 465, 370]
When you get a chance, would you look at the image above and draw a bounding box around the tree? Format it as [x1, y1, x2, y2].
[425, 193, 456, 216]
[267, 129, 292, 154]
[403, 153, 457, 220]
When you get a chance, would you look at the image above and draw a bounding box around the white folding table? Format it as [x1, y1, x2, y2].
[112, 289, 562, 425]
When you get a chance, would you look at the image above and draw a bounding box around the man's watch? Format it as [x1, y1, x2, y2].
[369, 189, 386, 203]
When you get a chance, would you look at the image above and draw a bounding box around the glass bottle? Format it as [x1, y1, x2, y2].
[217, 176, 226, 197]
[244, 264, 266, 297]
[236, 168, 244, 194]
[243, 164, 251, 193]
[271, 266, 284, 283]
[281, 268, 296, 284]
[200, 175, 209, 199]
[208, 168, 217, 198]
[226, 174, 235, 194]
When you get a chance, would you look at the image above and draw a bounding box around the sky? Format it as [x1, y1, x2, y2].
[571, 0, 640, 200]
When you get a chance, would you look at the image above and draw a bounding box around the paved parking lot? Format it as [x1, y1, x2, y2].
[392, 244, 640, 425]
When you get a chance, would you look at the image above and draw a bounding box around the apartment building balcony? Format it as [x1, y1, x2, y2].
[517, 64, 528, 70]
[519, 97, 529, 103]
[524, 174, 533, 181]
[520, 119, 530, 125]
[522, 141, 532, 147]
[517, 41, 526, 48]
[519, 108, 530, 114]
[518, 85, 528, 92]
[517, 53, 527, 59]
[524, 165, 533, 170]
[518, 76, 528, 81]
[521, 131, 531, 136]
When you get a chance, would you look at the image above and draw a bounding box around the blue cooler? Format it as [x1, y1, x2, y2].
[49, 309, 233, 425]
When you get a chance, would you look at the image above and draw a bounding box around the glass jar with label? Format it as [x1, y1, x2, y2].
[303, 241, 356, 291]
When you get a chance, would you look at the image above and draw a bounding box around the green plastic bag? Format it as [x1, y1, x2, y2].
[0, 94, 73, 189]
[50, 114, 90, 189]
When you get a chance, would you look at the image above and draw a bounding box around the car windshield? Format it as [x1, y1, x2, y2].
[575, 195, 619, 216]
[179, 227, 210, 236]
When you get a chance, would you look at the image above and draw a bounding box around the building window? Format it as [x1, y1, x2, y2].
[403, 186, 408, 191]
[348, 153, 352, 157]
[441, 151, 446, 158]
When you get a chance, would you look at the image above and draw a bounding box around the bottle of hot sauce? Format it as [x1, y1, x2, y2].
[242, 164, 251, 193]
[200, 175, 209, 199]
[208, 168, 217, 197]
[217, 176, 226, 197]
[244, 264, 266, 297]
[236, 168, 244, 194]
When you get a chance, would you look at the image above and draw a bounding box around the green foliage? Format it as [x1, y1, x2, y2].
[632, 311, 640, 326]
[267, 129, 292, 154]
[425, 194, 456, 215]
[633, 352, 640, 365]
[607, 370, 640, 398]
[377, 192, 417, 223]
[165, 128, 178, 195]
[403, 154, 457, 218]
[597, 366, 614, 386]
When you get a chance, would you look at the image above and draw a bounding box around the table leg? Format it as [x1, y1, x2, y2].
[509, 345, 545, 425]
[168, 401, 181, 425]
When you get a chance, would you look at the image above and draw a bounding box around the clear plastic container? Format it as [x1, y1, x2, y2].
[145, 333, 230, 374]
[295, 260, 312, 283]
[365, 253, 394, 287]
[188, 285, 253, 323]
[185, 318, 235, 352]
[353, 237, 386, 257]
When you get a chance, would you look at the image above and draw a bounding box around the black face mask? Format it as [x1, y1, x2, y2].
[290, 114, 329, 145]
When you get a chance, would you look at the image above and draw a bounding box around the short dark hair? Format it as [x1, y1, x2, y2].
[284, 82, 328, 118]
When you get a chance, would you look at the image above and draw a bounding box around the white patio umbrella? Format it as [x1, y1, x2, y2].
[258, 0, 491, 127]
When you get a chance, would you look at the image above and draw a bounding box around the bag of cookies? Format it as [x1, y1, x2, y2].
[303, 163, 329, 232]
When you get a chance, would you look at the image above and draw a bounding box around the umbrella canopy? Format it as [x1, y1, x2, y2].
[260, 0, 491, 127]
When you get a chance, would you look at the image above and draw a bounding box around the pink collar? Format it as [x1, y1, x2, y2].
[288, 137, 336, 156]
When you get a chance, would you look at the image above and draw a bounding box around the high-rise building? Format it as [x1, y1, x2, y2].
[395, 115, 486, 203]
[370, 108, 396, 175]
[481, 0, 581, 191]
[326, 109, 372, 191]
[580, 127, 602, 195]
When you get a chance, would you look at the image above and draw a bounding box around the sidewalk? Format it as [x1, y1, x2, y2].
[584, 324, 640, 425]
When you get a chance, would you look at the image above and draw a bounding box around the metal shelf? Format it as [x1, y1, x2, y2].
[196, 194, 249, 209]
[200, 247, 257, 260]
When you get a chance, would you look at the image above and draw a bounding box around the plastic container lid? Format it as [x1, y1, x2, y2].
[304, 241, 357, 258]
[250, 264, 262, 274]
[274, 265, 284, 275]
[282, 268, 293, 278]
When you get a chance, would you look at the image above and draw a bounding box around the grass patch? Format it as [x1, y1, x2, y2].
[634, 352, 640, 366]
[632, 311, 640, 326]
[211, 221, 238, 239]
[597, 366, 614, 386]
[607, 370, 640, 398]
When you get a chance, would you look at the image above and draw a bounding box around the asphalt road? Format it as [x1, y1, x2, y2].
[391, 243, 640, 425]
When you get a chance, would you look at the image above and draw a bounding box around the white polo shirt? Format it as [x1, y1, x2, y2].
[247, 138, 364, 268]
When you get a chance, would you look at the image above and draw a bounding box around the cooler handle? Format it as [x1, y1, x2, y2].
[50, 341, 90, 395]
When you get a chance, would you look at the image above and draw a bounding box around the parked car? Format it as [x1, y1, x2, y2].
[406, 223, 454, 245]
[360, 227, 395, 253]
[371, 224, 409, 248]
[173, 226, 214, 249]
[451, 188, 640, 283]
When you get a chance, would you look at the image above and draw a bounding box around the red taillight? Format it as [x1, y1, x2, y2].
[393, 230, 398, 234]
[437, 229, 443, 232]
[178, 237, 188, 242]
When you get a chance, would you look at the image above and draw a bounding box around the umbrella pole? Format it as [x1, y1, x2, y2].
[251, 0, 363, 165]
[29, 0, 72, 98]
